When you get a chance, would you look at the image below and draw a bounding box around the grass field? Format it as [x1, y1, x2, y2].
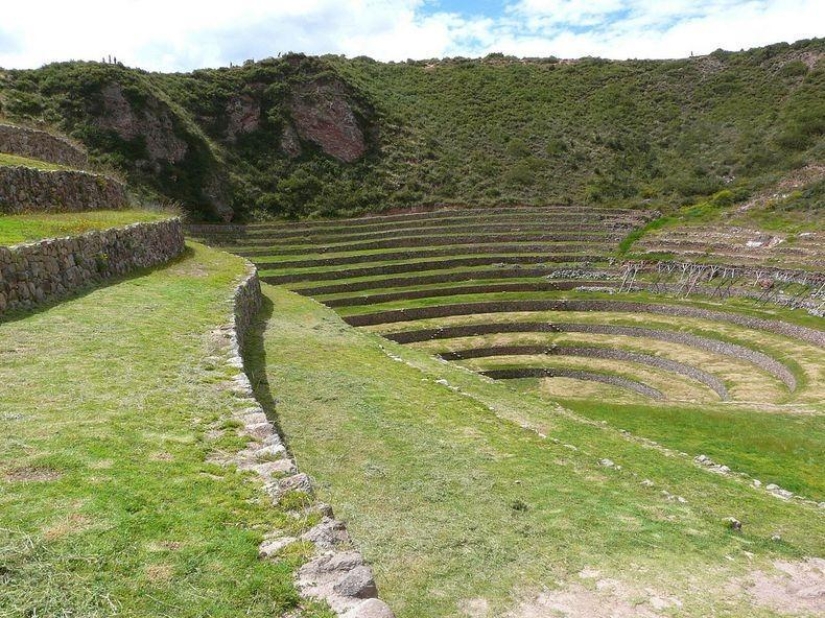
[0, 210, 173, 245]
[0, 152, 68, 172]
[4, 201, 822, 617]
[0, 243, 330, 617]
[246, 283, 825, 617]
[194, 206, 825, 616]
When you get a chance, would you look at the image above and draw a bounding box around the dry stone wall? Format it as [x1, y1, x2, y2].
[0, 166, 128, 214]
[217, 266, 395, 618]
[0, 123, 88, 168]
[0, 219, 184, 316]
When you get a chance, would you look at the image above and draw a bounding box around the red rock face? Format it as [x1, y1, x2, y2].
[95, 83, 188, 163]
[288, 80, 366, 163]
[225, 94, 261, 142]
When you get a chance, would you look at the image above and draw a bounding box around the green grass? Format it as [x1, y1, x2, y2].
[0, 243, 328, 617]
[0, 210, 173, 245]
[246, 283, 825, 618]
[557, 399, 825, 501]
[0, 152, 69, 171]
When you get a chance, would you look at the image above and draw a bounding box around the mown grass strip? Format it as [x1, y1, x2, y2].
[238, 236, 613, 259]
[240, 231, 617, 253]
[0, 210, 174, 246]
[238, 221, 623, 243]
[0, 152, 69, 172]
[482, 366, 666, 399]
[221, 205, 641, 233]
[559, 399, 825, 501]
[321, 281, 620, 308]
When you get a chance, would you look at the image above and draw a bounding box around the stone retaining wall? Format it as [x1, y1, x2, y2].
[388, 322, 795, 392]
[256, 243, 594, 264]
[297, 268, 561, 296]
[0, 123, 88, 168]
[219, 266, 395, 618]
[345, 299, 825, 349]
[0, 166, 128, 214]
[482, 367, 665, 399]
[325, 281, 620, 308]
[263, 255, 602, 285]
[441, 344, 729, 400]
[0, 218, 184, 316]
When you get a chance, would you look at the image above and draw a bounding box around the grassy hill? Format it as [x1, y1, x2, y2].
[1, 39, 824, 220]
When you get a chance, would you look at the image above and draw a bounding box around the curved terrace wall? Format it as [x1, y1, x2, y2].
[345, 299, 825, 349]
[481, 367, 665, 400]
[0, 219, 185, 316]
[223, 267, 396, 617]
[0, 123, 88, 168]
[0, 166, 128, 214]
[383, 322, 797, 392]
[440, 344, 729, 400]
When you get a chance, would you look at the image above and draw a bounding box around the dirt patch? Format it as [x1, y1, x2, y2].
[145, 563, 175, 582]
[460, 597, 491, 617]
[738, 558, 825, 615]
[43, 513, 92, 541]
[3, 465, 62, 482]
[505, 573, 683, 618]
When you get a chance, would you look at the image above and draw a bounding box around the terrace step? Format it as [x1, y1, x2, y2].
[481, 367, 665, 400]
[261, 255, 605, 284]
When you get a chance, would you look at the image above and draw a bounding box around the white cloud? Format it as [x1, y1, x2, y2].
[0, 0, 822, 71]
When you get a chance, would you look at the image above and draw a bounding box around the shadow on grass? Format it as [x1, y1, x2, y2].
[242, 293, 295, 454]
[0, 246, 196, 326]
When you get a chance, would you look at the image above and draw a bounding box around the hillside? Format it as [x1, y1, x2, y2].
[0, 39, 824, 220]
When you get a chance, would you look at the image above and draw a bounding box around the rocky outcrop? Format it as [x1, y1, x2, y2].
[0, 218, 184, 316]
[0, 123, 88, 168]
[0, 166, 128, 214]
[287, 78, 368, 163]
[95, 83, 188, 163]
[225, 93, 261, 142]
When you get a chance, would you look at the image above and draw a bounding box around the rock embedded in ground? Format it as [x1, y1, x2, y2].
[333, 565, 379, 598]
[342, 598, 396, 618]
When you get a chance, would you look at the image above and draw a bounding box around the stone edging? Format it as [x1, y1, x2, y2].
[215, 265, 395, 618]
[344, 299, 825, 349]
[442, 344, 728, 400]
[0, 165, 128, 214]
[0, 218, 185, 317]
[482, 366, 666, 399]
[386, 322, 796, 393]
[0, 123, 89, 169]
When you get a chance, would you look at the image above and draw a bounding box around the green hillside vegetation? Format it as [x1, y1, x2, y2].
[1, 39, 824, 220]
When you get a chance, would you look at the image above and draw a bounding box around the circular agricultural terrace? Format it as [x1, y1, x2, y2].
[190, 206, 825, 407]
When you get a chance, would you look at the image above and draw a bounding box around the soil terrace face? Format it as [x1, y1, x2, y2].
[190, 205, 825, 408]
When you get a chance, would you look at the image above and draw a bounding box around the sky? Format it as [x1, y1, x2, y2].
[0, 1, 822, 72]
